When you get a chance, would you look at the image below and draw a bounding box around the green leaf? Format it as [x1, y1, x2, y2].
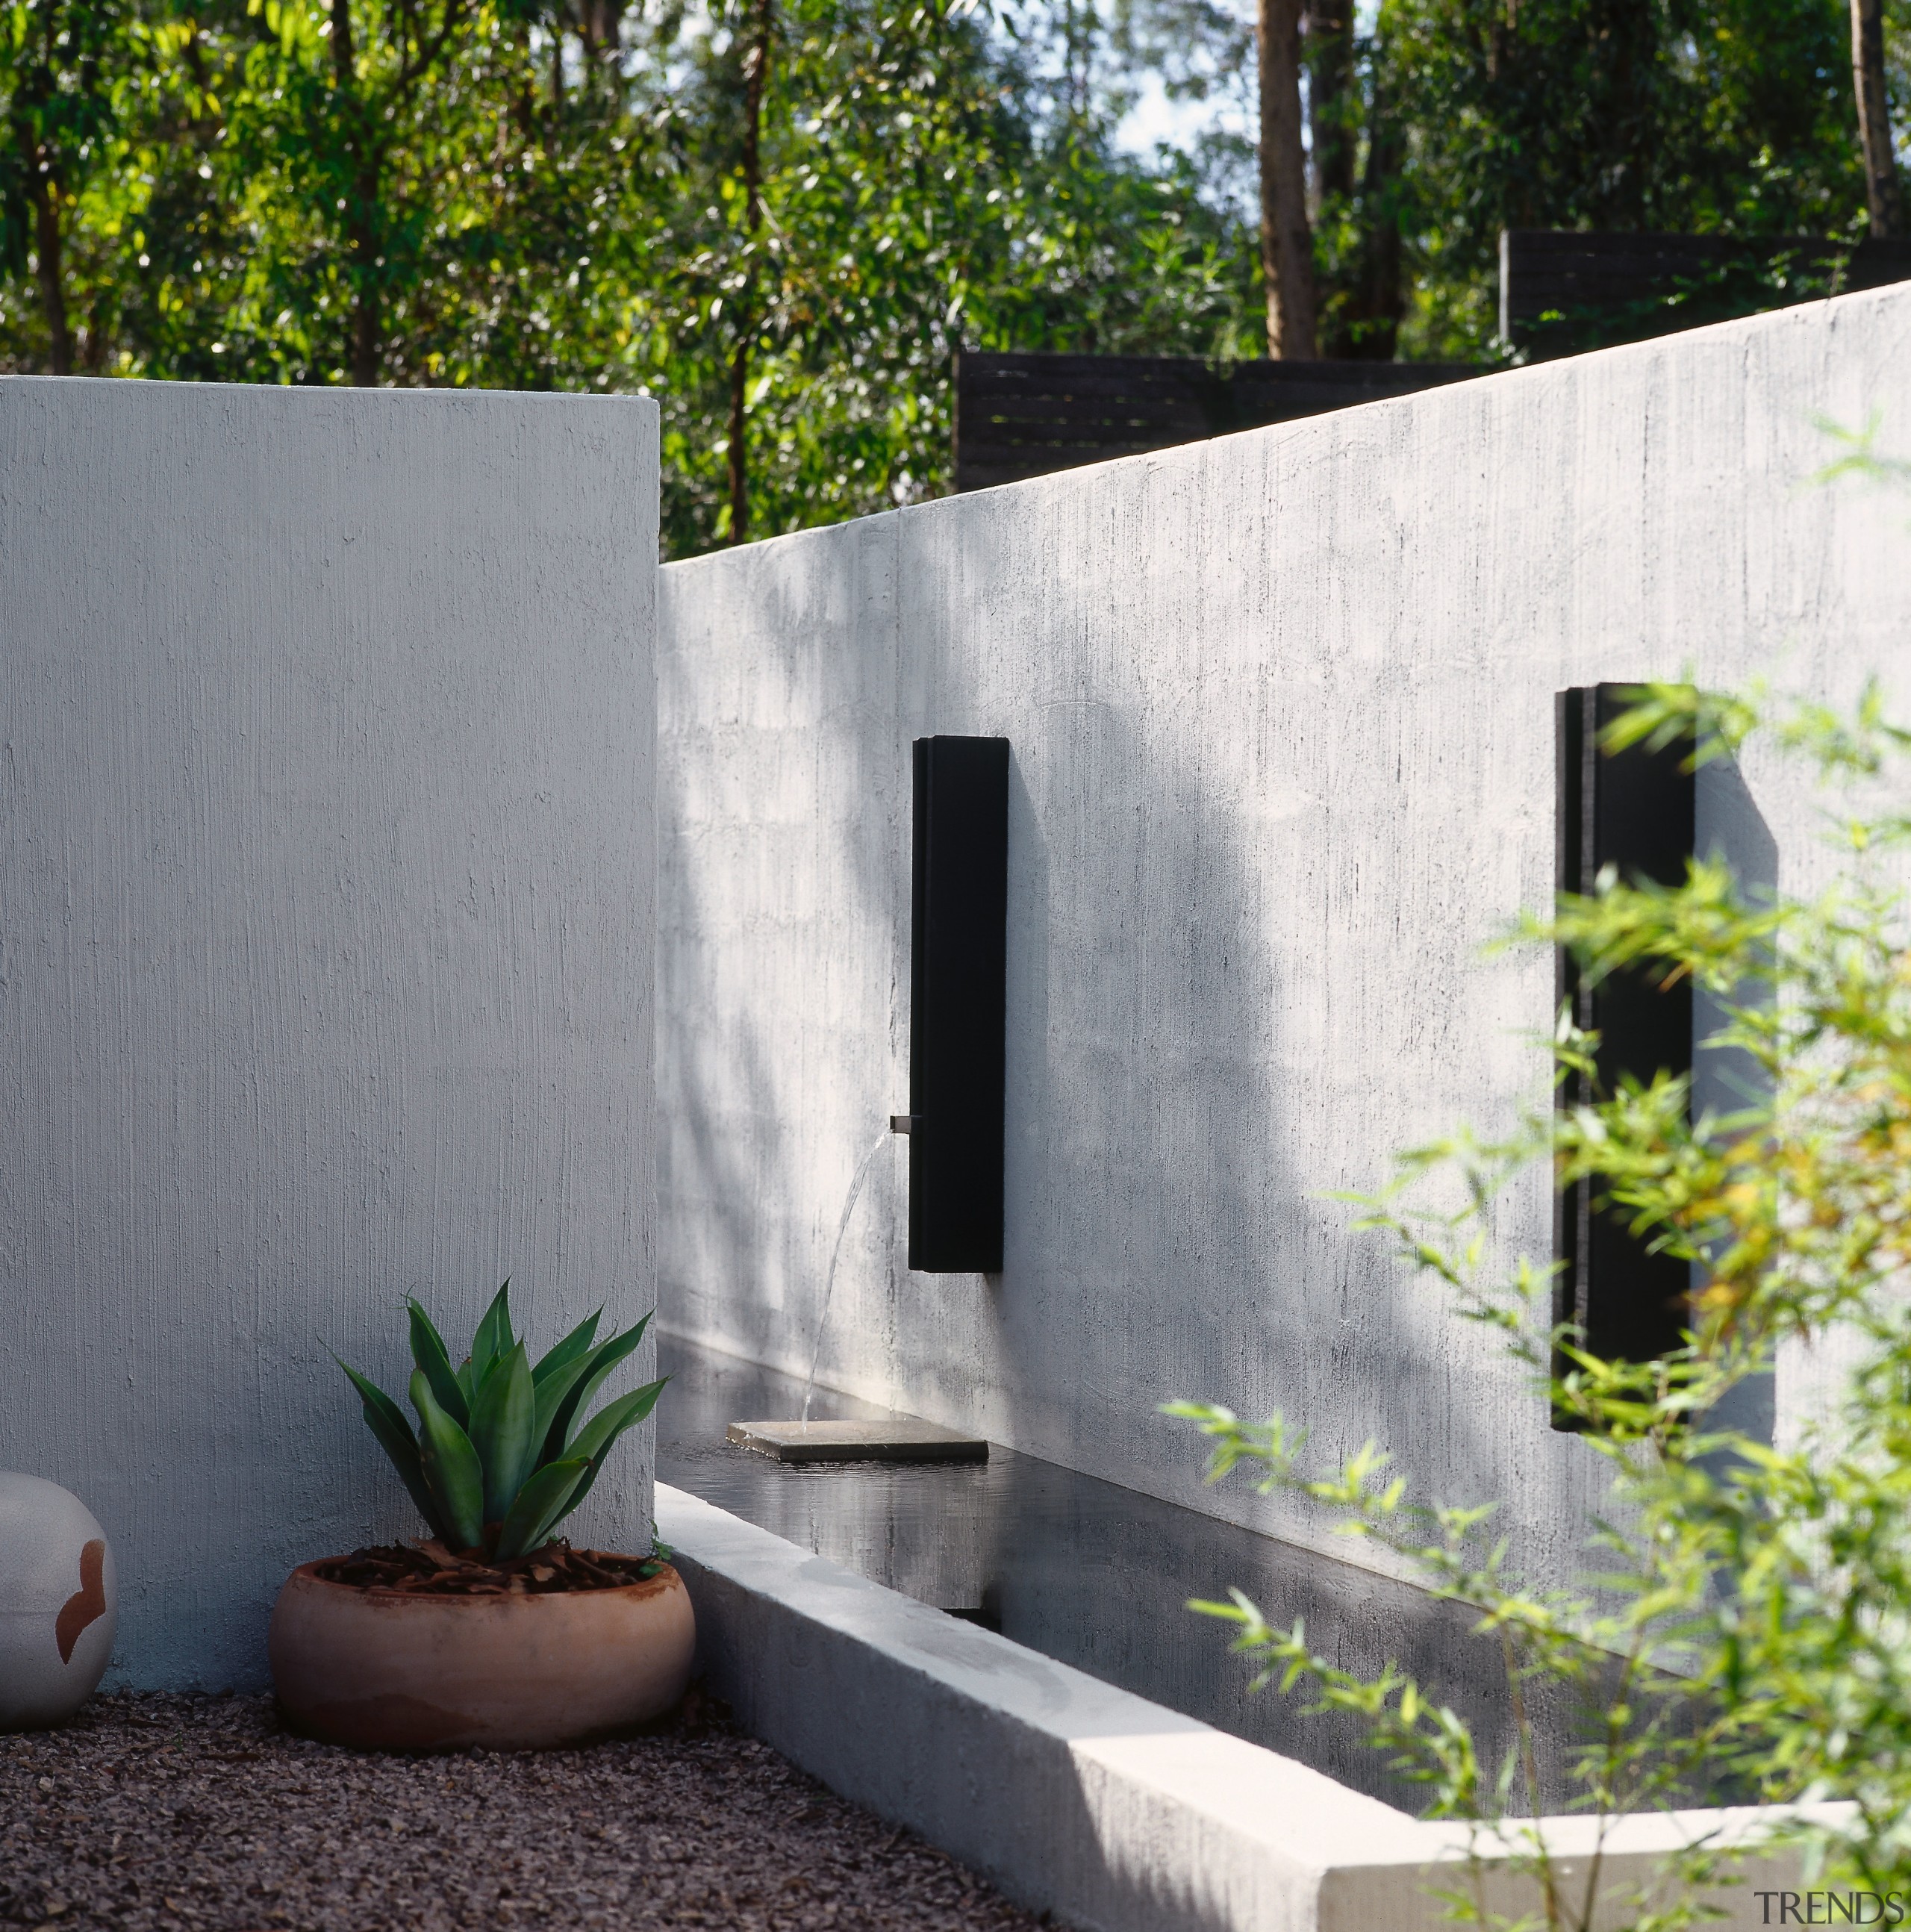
[528, 1310, 609, 1452]
[411, 1368, 486, 1553]
[567, 1375, 668, 1467]
[531, 1350, 605, 1461]
[552, 1376, 670, 1521]
[336, 1356, 446, 1540]
[531, 1309, 602, 1386]
[408, 1300, 470, 1430]
[495, 1457, 588, 1560]
[468, 1340, 537, 1523]
[542, 1311, 652, 1460]
[468, 1279, 514, 1392]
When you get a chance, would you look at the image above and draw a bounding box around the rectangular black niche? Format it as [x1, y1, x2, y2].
[908, 735, 1010, 1272]
[1553, 685, 1695, 1398]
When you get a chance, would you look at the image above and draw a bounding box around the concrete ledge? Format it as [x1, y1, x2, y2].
[725, 1419, 988, 1463]
[658, 1484, 1827, 1932]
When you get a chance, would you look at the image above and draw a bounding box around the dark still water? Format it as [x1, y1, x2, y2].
[655, 1336, 1562, 1810]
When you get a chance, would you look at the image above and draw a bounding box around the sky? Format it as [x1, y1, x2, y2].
[1115, 13, 1254, 161]
[1109, 0, 1380, 163]
[1118, 66, 1253, 158]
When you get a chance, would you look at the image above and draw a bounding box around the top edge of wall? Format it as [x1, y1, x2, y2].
[664, 504, 904, 576]
[0, 374, 659, 419]
[661, 276, 1911, 574]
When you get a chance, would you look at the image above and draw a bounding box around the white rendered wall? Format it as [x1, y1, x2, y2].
[0, 378, 658, 1689]
[657, 286, 1911, 1597]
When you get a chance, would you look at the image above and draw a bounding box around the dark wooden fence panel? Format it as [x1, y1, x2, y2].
[1500, 229, 1911, 358]
[953, 353, 1483, 493]
[954, 238, 1911, 490]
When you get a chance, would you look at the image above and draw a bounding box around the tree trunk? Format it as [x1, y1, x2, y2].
[331, 0, 381, 386]
[350, 240, 380, 387]
[727, 0, 772, 544]
[1307, 4, 1355, 208]
[1344, 76, 1403, 360]
[1852, 0, 1904, 238]
[579, 0, 621, 57]
[28, 171, 72, 376]
[726, 335, 750, 545]
[1258, 0, 1316, 358]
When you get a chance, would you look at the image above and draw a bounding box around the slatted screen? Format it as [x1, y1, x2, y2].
[1502, 230, 1911, 359]
[953, 354, 1483, 493]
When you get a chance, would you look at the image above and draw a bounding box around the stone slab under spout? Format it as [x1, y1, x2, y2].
[726, 1420, 988, 1465]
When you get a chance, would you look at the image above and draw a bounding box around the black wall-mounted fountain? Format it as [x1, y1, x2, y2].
[1553, 685, 1695, 1400]
[725, 735, 1009, 1462]
[907, 735, 1010, 1272]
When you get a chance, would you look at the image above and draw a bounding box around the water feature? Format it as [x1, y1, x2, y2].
[800, 1129, 894, 1426]
[656, 1336, 1582, 1812]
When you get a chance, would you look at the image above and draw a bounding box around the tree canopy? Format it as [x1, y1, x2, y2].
[1, 0, 1899, 549]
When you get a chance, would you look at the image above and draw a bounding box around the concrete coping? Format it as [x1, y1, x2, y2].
[656, 1483, 1842, 1932]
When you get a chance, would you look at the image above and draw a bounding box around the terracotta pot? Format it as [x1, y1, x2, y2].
[268, 1558, 696, 1751]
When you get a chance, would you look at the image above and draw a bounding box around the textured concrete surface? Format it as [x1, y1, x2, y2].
[0, 378, 659, 1689]
[659, 1483, 1817, 1932]
[655, 285, 1911, 1601]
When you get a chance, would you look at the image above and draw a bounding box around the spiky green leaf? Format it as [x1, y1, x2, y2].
[567, 1376, 668, 1467]
[408, 1300, 470, 1430]
[411, 1368, 485, 1552]
[336, 1356, 446, 1540]
[495, 1457, 589, 1560]
[469, 1340, 537, 1523]
[549, 1376, 670, 1523]
[542, 1312, 652, 1460]
[531, 1309, 602, 1386]
[469, 1279, 514, 1392]
[530, 1347, 602, 1462]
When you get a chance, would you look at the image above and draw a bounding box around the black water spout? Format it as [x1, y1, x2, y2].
[1553, 684, 1695, 1400]
[907, 735, 1009, 1272]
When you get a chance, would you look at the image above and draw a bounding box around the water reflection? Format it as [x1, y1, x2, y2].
[657, 1336, 1558, 1811]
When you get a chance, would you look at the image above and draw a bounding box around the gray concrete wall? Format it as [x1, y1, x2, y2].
[0, 377, 658, 1689]
[657, 285, 1911, 1596]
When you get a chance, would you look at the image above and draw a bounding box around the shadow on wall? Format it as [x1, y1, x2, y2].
[895, 473, 1547, 1559]
[655, 522, 909, 1395]
[991, 695, 1309, 1484]
[928, 513, 1559, 1773]
[653, 464, 1568, 1571]
[1695, 751, 1777, 1450]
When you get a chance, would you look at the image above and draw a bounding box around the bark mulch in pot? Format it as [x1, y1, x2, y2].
[310, 1540, 663, 1596]
[0, 1692, 1047, 1932]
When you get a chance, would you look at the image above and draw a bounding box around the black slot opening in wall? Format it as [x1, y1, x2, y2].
[909, 735, 1010, 1272]
[1554, 685, 1695, 1406]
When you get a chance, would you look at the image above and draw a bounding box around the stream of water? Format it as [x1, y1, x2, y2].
[799, 1129, 894, 1424]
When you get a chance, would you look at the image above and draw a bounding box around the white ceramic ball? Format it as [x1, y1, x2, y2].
[0, 1472, 117, 1730]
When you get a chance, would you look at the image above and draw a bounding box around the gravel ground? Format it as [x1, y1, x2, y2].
[0, 1694, 1047, 1932]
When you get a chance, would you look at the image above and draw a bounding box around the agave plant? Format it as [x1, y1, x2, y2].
[338, 1283, 665, 1561]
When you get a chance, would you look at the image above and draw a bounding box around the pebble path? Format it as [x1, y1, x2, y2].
[0, 1693, 1045, 1931]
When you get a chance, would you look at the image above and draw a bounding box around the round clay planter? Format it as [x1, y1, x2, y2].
[0, 1472, 118, 1731]
[268, 1559, 696, 1751]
